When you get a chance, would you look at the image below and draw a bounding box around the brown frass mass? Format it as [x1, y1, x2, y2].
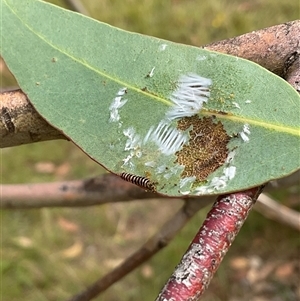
[176, 116, 230, 182]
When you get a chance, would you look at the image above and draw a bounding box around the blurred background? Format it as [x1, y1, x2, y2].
[1, 0, 299, 300]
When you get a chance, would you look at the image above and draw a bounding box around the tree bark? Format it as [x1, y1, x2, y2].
[0, 90, 66, 147]
[203, 20, 300, 78]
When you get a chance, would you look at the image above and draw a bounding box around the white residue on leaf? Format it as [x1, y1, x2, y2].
[194, 174, 229, 194]
[179, 176, 196, 195]
[239, 123, 251, 142]
[166, 73, 212, 120]
[194, 150, 238, 195]
[163, 172, 173, 180]
[144, 121, 189, 155]
[149, 67, 155, 78]
[224, 166, 236, 180]
[117, 87, 127, 96]
[240, 132, 249, 142]
[180, 176, 196, 188]
[210, 176, 227, 190]
[163, 165, 184, 180]
[243, 123, 251, 135]
[225, 150, 236, 163]
[123, 127, 141, 151]
[232, 102, 241, 109]
[135, 150, 143, 158]
[122, 127, 142, 167]
[158, 43, 168, 51]
[156, 164, 167, 174]
[109, 87, 128, 124]
[122, 153, 134, 167]
[196, 55, 207, 61]
[245, 99, 252, 104]
[145, 161, 156, 168]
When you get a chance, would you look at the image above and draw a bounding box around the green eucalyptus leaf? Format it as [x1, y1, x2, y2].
[1, 0, 299, 196]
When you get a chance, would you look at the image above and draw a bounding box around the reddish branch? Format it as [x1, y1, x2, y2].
[67, 197, 214, 301]
[155, 186, 264, 301]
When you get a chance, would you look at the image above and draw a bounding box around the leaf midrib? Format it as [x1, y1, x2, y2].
[202, 111, 300, 136]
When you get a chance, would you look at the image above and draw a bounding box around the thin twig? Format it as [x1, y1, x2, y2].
[0, 174, 159, 209]
[1, 171, 299, 209]
[255, 193, 300, 231]
[67, 197, 214, 301]
[155, 186, 264, 300]
[265, 170, 300, 190]
[63, 0, 90, 16]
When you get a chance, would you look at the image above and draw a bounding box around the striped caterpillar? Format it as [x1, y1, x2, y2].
[120, 172, 156, 192]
